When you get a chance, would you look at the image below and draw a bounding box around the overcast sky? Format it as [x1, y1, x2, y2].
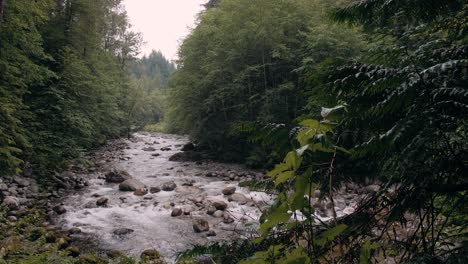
[123, 0, 208, 61]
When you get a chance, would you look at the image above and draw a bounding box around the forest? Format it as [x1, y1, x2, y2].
[0, 0, 467, 263]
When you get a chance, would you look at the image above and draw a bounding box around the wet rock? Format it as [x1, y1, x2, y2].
[119, 179, 146, 192]
[2, 196, 19, 210]
[206, 230, 217, 237]
[213, 210, 224, 218]
[68, 227, 82, 235]
[57, 237, 70, 249]
[169, 151, 203, 162]
[193, 219, 210, 233]
[113, 228, 134, 236]
[161, 181, 177, 191]
[67, 246, 80, 257]
[228, 193, 249, 205]
[140, 249, 162, 261]
[206, 206, 216, 215]
[13, 176, 30, 187]
[96, 197, 108, 207]
[53, 205, 67, 215]
[211, 200, 228, 211]
[222, 186, 236, 195]
[142, 147, 156, 151]
[107, 250, 124, 259]
[105, 169, 131, 183]
[171, 208, 183, 217]
[133, 189, 148, 196]
[151, 153, 160, 157]
[150, 187, 161, 193]
[7, 216, 17, 222]
[160, 147, 172, 151]
[181, 142, 195, 151]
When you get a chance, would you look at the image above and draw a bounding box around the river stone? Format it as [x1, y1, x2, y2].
[222, 186, 236, 195]
[211, 200, 228, 211]
[2, 196, 19, 210]
[228, 193, 249, 204]
[161, 181, 177, 191]
[96, 197, 108, 207]
[133, 189, 148, 196]
[213, 210, 224, 218]
[113, 228, 134, 236]
[193, 219, 209, 233]
[364, 184, 380, 193]
[68, 227, 82, 234]
[13, 177, 30, 187]
[181, 142, 195, 151]
[150, 187, 161, 193]
[223, 215, 235, 224]
[119, 179, 146, 192]
[142, 147, 156, 151]
[140, 249, 161, 260]
[206, 230, 217, 237]
[53, 205, 67, 215]
[171, 208, 183, 217]
[67, 246, 80, 257]
[206, 206, 217, 215]
[105, 169, 131, 183]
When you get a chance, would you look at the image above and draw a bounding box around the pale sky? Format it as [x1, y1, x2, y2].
[123, 0, 208, 61]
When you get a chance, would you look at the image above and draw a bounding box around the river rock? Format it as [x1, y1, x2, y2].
[96, 197, 108, 207]
[206, 206, 216, 215]
[105, 169, 131, 183]
[171, 208, 183, 217]
[161, 181, 177, 191]
[53, 205, 67, 215]
[228, 193, 249, 204]
[150, 187, 161, 193]
[113, 228, 134, 236]
[133, 189, 148, 196]
[119, 179, 146, 192]
[13, 176, 30, 187]
[206, 230, 217, 237]
[193, 219, 209, 233]
[67, 246, 80, 257]
[211, 200, 228, 210]
[68, 227, 82, 234]
[161, 147, 172, 151]
[364, 184, 380, 193]
[223, 215, 235, 224]
[140, 249, 161, 260]
[2, 196, 19, 210]
[213, 210, 224, 218]
[142, 147, 156, 151]
[181, 142, 195, 151]
[222, 186, 236, 195]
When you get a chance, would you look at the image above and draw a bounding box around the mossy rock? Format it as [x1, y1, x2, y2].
[140, 249, 164, 263]
[78, 255, 107, 264]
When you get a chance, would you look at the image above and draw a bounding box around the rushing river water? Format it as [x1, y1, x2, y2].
[57, 133, 274, 261]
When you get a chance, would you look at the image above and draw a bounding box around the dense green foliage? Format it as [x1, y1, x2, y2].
[170, 0, 467, 263]
[0, 0, 157, 177]
[167, 0, 365, 163]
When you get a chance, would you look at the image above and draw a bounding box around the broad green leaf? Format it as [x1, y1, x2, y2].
[278, 248, 310, 264]
[260, 202, 291, 234]
[275, 171, 295, 186]
[315, 224, 348, 247]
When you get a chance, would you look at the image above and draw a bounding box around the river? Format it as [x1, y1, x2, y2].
[56, 132, 274, 261]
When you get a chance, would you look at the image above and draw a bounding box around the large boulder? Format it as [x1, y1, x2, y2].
[105, 169, 131, 183]
[119, 179, 146, 192]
